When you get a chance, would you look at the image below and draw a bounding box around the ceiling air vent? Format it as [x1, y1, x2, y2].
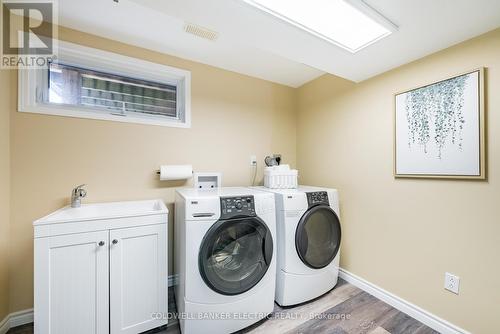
[184, 23, 219, 41]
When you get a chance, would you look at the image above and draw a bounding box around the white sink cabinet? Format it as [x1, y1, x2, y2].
[33, 200, 168, 334]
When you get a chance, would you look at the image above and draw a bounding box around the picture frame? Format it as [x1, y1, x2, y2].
[394, 68, 485, 179]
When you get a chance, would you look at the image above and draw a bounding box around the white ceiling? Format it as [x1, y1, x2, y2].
[58, 0, 500, 87]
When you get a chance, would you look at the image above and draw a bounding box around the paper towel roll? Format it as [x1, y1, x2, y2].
[159, 165, 193, 181]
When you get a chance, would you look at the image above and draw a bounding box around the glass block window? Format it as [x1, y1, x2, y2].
[48, 63, 178, 118]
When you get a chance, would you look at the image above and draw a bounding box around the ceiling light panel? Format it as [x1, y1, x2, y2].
[243, 0, 397, 53]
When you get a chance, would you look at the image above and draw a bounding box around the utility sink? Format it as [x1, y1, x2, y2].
[33, 198, 169, 333]
[33, 199, 168, 225]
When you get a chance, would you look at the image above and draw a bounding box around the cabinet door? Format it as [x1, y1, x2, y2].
[34, 231, 109, 334]
[110, 224, 168, 334]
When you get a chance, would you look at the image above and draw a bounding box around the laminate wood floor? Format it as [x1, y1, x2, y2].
[7, 279, 439, 334]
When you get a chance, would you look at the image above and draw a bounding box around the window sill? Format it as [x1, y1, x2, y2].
[19, 103, 191, 128]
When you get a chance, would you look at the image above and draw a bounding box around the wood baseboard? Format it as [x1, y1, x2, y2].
[339, 268, 470, 334]
[0, 308, 34, 334]
[0, 315, 9, 334]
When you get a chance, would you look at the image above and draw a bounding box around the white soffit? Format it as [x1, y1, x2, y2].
[59, 0, 500, 86]
[58, 0, 324, 88]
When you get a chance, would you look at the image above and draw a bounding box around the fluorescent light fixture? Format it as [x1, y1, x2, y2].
[243, 0, 397, 53]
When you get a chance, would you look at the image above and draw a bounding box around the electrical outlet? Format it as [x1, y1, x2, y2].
[250, 155, 257, 166]
[444, 272, 460, 294]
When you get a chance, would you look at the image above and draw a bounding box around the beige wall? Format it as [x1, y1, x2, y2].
[0, 67, 12, 321]
[6, 26, 297, 313]
[297, 28, 500, 333]
[3, 19, 499, 333]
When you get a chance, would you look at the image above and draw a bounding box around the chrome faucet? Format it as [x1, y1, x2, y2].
[71, 184, 87, 208]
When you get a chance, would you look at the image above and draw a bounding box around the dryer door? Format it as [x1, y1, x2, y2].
[199, 217, 273, 296]
[295, 205, 341, 269]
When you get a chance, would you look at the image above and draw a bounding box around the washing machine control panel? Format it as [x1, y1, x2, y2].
[306, 191, 329, 207]
[220, 196, 256, 219]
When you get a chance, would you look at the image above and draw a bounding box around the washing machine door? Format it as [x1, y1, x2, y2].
[198, 216, 273, 296]
[295, 205, 341, 269]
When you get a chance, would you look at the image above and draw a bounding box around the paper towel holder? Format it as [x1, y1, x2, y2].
[155, 165, 194, 178]
[155, 170, 195, 175]
[155, 170, 194, 176]
[193, 172, 222, 189]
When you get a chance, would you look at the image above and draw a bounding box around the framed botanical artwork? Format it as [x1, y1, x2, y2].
[394, 68, 485, 179]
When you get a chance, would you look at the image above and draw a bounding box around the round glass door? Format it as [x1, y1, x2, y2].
[199, 217, 273, 295]
[295, 205, 341, 269]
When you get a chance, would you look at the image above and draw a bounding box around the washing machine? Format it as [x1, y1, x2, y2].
[252, 186, 341, 306]
[174, 187, 276, 334]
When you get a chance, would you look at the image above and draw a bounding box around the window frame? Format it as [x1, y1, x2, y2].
[18, 40, 191, 128]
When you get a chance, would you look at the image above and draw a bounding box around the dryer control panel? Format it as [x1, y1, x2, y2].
[306, 191, 329, 207]
[220, 196, 256, 219]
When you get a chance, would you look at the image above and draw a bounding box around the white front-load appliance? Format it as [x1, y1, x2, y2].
[252, 186, 341, 306]
[174, 188, 276, 334]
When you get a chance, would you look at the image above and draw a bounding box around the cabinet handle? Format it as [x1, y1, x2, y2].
[98, 241, 105, 246]
[112, 239, 118, 245]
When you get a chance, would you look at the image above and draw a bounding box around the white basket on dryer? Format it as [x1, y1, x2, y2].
[264, 165, 298, 189]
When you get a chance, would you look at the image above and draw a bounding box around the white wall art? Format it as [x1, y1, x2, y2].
[395, 69, 485, 179]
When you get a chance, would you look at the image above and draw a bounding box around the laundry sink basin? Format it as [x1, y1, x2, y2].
[33, 199, 168, 225]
